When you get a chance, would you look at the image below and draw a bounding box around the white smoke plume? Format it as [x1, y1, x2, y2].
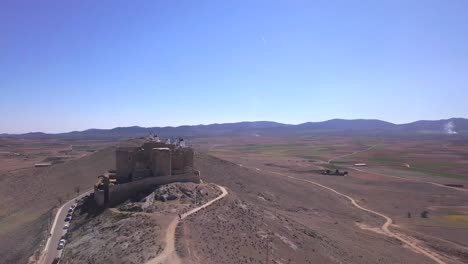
[443, 121, 457, 135]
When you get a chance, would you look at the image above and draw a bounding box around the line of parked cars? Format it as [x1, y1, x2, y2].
[64, 204, 76, 223]
[57, 203, 76, 251]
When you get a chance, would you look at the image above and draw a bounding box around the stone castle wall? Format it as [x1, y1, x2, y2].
[94, 172, 200, 207]
[115, 143, 193, 182]
[95, 141, 198, 207]
[151, 148, 171, 176]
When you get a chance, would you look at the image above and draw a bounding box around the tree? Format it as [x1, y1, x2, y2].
[265, 231, 273, 264]
[57, 197, 63, 206]
[421, 211, 429, 218]
[74, 186, 80, 196]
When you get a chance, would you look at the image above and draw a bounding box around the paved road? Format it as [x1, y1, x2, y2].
[147, 185, 228, 264]
[41, 191, 91, 264]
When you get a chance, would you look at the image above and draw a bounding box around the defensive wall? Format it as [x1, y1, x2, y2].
[94, 172, 200, 207]
[115, 142, 193, 183]
[94, 138, 199, 207]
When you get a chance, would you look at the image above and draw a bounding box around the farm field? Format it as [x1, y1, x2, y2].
[192, 135, 468, 262]
[2, 134, 468, 264]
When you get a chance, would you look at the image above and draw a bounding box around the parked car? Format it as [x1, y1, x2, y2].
[63, 223, 70, 229]
[57, 240, 65, 250]
[52, 257, 60, 264]
[66, 213, 72, 218]
[64, 217, 71, 222]
[68, 208, 73, 213]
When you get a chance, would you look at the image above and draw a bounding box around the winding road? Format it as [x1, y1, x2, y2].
[40, 191, 91, 264]
[276, 171, 445, 264]
[146, 184, 228, 264]
[248, 164, 446, 264]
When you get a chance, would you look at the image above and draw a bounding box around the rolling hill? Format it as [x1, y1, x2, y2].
[1, 118, 467, 139]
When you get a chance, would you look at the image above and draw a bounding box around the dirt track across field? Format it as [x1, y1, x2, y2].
[259, 168, 446, 264]
[194, 135, 468, 263]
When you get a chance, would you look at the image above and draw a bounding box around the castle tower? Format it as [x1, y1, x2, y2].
[151, 148, 172, 176]
[116, 148, 134, 183]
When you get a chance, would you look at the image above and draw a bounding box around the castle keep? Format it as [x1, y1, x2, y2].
[94, 138, 200, 206]
[115, 141, 194, 182]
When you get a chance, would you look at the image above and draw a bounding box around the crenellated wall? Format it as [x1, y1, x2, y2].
[95, 172, 200, 207]
[171, 148, 194, 175]
[115, 142, 193, 182]
[151, 148, 171, 176]
[115, 148, 134, 183]
[96, 141, 198, 207]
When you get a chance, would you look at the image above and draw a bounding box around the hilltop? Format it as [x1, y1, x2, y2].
[2, 118, 468, 140]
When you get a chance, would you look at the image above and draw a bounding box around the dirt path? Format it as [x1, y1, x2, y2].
[351, 167, 468, 193]
[250, 166, 446, 264]
[327, 144, 378, 164]
[146, 185, 228, 264]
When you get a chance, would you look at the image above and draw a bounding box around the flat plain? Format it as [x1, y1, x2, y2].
[1, 134, 468, 264]
[188, 134, 468, 263]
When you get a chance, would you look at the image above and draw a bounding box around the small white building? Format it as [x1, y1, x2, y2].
[354, 163, 367, 166]
[35, 162, 52, 167]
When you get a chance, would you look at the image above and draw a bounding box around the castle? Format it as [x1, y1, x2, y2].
[94, 137, 200, 207]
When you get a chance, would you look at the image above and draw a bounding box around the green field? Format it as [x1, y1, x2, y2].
[205, 137, 468, 181]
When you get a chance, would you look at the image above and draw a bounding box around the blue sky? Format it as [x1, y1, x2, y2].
[1, 0, 468, 133]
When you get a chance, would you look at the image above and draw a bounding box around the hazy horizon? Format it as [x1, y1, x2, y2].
[2, 1, 468, 133]
[2, 117, 467, 135]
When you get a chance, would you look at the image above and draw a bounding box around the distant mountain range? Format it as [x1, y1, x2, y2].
[2, 118, 468, 139]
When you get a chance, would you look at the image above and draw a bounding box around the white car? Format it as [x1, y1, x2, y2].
[63, 223, 70, 229]
[57, 239, 66, 250]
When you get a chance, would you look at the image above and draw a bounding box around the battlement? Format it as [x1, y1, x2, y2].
[115, 140, 193, 183]
[94, 137, 200, 207]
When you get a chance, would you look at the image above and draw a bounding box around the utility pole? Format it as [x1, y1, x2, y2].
[265, 232, 269, 264]
[265, 232, 272, 264]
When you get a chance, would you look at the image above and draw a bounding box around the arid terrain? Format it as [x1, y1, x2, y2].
[187, 135, 468, 263]
[60, 182, 221, 264]
[0, 138, 119, 263]
[3, 0, 468, 261]
[1, 133, 468, 264]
